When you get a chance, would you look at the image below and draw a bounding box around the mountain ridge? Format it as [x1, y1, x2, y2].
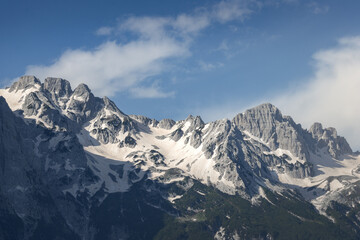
[0, 75, 359, 239]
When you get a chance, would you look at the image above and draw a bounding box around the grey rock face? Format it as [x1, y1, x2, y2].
[103, 96, 126, 117]
[119, 135, 137, 148]
[184, 115, 205, 133]
[89, 106, 138, 145]
[22, 92, 42, 116]
[189, 129, 202, 148]
[67, 84, 94, 116]
[21, 91, 72, 131]
[233, 103, 311, 161]
[44, 77, 72, 109]
[126, 150, 166, 167]
[44, 77, 72, 98]
[0, 96, 82, 239]
[202, 119, 232, 158]
[9, 75, 41, 92]
[73, 83, 91, 98]
[6, 76, 103, 132]
[65, 84, 104, 125]
[129, 115, 158, 128]
[309, 122, 352, 158]
[170, 128, 184, 141]
[158, 118, 175, 129]
[283, 161, 313, 178]
[165, 116, 205, 147]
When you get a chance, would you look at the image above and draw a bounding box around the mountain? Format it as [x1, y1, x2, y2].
[0, 75, 359, 239]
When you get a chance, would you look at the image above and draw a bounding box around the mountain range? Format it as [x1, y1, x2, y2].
[0, 75, 360, 240]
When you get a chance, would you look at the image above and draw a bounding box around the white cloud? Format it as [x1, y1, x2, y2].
[119, 16, 170, 40]
[198, 61, 224, 71]
[173, 14, 210, 35]
[130, 83, 175, 99]
[95, 26, 113, 36]
[117, 0, 254, 39]
[213, 0, 254, 23]
[26, 40, 187, 97]
[24, 0, 256, 98]
[273, 36, 360, 150]
[28, 16, 189, 98]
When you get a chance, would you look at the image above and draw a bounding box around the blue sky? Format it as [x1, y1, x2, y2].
[1, 0, 360, 149]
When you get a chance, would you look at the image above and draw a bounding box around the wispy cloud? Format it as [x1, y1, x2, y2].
[26, 40, 187, 97]
[198, 61, 224, 71]
[130, 83, 175, 99]
[213, 0, 254, 23]
[24, 0, 257, 98]
[95, 26, 113, 36]
[307, 1, 329, 14]
[217, 40, 230, 52]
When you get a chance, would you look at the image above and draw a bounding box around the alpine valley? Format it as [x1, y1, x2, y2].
[1, 75, 360, 240]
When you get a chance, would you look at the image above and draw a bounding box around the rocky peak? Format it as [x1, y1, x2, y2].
[22, 92, 42, 116]
[309, 122, 352, 158]
[66, 83, 99, 121]
[233, 103, 289, 141]
[9, 76, 41, 92]
[158, 118, 176, 129]
[73, 83, 92, 100]
[44, 77, 72, 98]
[130, 115, 158, 127]
[103, 96, 126, 117]
[233, 103, 310, 161]
[308, 122, 324, 139]
[309, 122, 339, 140]
[233, 103, 282, 130]
[184, 115, 205, 132]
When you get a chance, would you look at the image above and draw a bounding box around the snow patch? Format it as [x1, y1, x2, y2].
[243, 130, 269, 147]
[264, 148, 305, 164]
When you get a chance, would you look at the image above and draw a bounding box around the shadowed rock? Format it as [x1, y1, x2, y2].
[309, 122, 352, 158]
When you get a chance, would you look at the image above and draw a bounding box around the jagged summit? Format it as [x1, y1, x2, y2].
[3, 76, 354, 158]
[103, 96, 127, 116]
[158, 118, 176, 129]
[9, 75, 41, 92]
[44, 77, 72, 97]
[233, 102, 310, 160]
[247, 102, 281, 113]
[0, 76, 356, 193]
[234, 102, 288, 128]
[73, 83, 91, 96]
[309, 122, 352, 158]
[2, 76, 354, 161]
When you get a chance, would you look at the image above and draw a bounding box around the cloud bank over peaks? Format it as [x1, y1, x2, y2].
[24, 0, 256, 98]
[273, 36, 360, 150]
[197, 36, 360, 151]
[26, 39, 186, 97]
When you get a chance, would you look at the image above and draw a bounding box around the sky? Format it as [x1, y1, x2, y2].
[1, 0, 360, 150]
